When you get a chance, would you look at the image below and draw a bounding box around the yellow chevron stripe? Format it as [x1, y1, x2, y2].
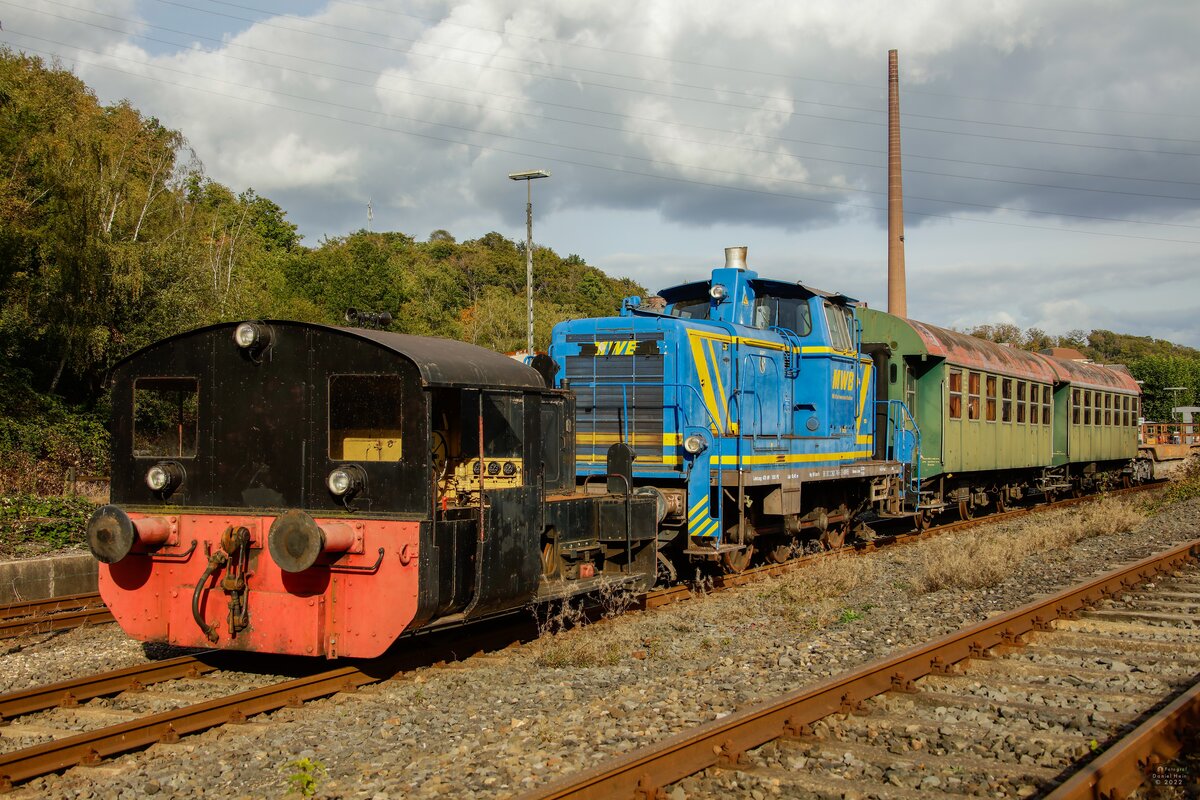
[706, 338, 730, 432]
[688, 332, 722, 432]
[689, 496, 709, 515]
[855, 362, 872, 435]
[697, 518, 720, 538]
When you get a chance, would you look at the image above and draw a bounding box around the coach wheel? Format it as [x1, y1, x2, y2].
[957, 500, 974, 521]
[994, 494, 1007, 514]
[1121, 474, 1133, 490]
[1044, 490, 1057, 505]
[1071, 484, 1083, 499]
[720, 545, 754, 574]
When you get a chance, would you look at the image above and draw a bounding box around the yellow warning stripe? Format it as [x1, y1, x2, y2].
[713, 449, 873, 465]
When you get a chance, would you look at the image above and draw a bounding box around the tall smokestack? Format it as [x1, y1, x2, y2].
[887, 49, 907, 317]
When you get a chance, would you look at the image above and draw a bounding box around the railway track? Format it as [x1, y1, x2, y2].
[0, 484, 1166, 792]
[0, 593, 111, 641]
[526, 537, 1200, 799]
[0, 614, 536, 791]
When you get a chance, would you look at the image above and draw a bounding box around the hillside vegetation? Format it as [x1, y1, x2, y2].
[0, 51, 640, 492]
[2, 50, 1197, 495]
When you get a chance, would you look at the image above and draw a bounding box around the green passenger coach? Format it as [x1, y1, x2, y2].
[859, 308, 1143, 520]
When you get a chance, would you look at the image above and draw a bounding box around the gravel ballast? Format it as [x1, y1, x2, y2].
[4, 490, 1198, 799]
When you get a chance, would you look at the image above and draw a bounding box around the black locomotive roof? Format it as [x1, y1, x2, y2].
[110, 321, 546, 390]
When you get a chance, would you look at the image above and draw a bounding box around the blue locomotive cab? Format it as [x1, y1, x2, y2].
[550, 247, 916, 574]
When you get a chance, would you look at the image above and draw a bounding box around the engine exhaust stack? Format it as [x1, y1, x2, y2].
[887, 49, 907, 317]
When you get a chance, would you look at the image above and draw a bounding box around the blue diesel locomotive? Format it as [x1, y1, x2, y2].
[550, 247, 922, 575]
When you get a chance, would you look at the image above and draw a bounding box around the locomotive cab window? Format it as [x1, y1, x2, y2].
[329, 374, 404, 461]
[823, 301, 855, 352]
[668, 296, 711, 320]
[133, 377, 199, 458]
[752, 295, 813, 336]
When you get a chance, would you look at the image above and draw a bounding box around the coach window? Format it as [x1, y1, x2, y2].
[133, 377, 199, 458]
[329, 375, 404, 461]
[1016, 381, 1027, 424]
[967, 372, 981, 420]
[1093, 391, 1102, 426]
[1123, 396, 1131, 426]
[1030, 384, 1039, 425]
[985, 375, 997, 422]
[1043, 386, 1051, 426]
[1133, 396, 1140, 424]
[1072, 389, 1080, 424]
[1104, 393, 1112, 426]
[1001, 378, 1013, 422]
[1083, 390, 1092, 425]
[948, 369, 963, 419]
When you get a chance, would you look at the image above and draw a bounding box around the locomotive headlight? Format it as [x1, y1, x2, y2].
[683, 434, 708, 454]
[145, 461, 184, 494]
[326, 465, 365, 497]
[233, 322, 272, 351]
[708, 284, 728, 302]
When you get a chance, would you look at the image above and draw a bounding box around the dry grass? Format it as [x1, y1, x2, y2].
[526, 556, 880, 669]
[913, 496, 1146, 593]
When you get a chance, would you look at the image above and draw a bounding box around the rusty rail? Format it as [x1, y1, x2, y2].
[525, 537, 1200, 800]
[1046, 678, 1200, 799]
[0, 592, 113, 640]
[0, 665, 380, 791]
[0, 654, 219, 723]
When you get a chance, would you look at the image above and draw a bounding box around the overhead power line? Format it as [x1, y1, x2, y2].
[317, 0, 1200, 122]
[19, 3, 1199, 203]
[133, 0, 1199, 156]
[6, 33, 1199, 247]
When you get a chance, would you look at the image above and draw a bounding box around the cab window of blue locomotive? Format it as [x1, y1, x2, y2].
[823, 301, 854, 352]
[752, 296, 813, 336]
[668, 297, 711, 320]
[133, 377, 199, 458]
[328, 375, 404, 461]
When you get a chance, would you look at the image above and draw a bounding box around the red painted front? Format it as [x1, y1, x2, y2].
[98, 512, 421, 658]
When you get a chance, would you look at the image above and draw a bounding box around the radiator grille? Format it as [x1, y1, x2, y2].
[566, 354, 665, 465]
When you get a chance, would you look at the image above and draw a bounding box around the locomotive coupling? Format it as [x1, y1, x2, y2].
[268, 509, 357, 573]
[86, 506, 173, 563]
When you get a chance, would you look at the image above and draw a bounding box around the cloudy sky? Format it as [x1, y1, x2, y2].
[4, 0, 1199, 344]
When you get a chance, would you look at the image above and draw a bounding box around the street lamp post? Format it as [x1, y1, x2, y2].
[508, 169, 551, 355]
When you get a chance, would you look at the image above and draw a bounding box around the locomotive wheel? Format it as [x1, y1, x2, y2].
[819, 525, 847, 551]
[767, 543, 792, 564]
[656, 551, 678, 585]
[720, 545, 754, 574]
[957, 500, 974, 521]
[541, 542, 561, 579]
[913, 510, 929, 532]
